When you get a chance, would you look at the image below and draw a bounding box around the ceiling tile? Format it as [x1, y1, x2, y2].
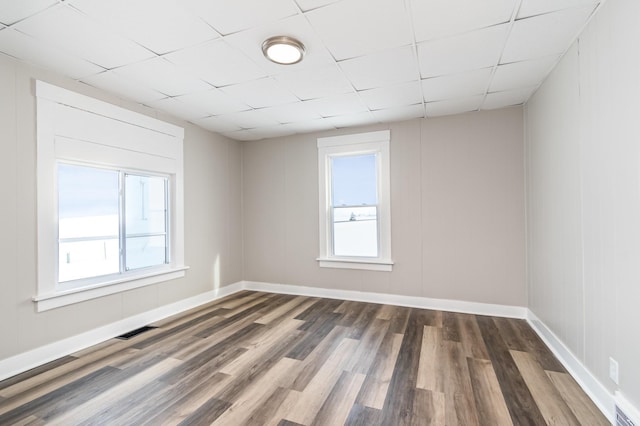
[222, 129, 265, 141]
[247, 124, 298, 139]
[174, 89, 251, 116]
[0, 0, 57, 25]
[410, 0, 516, 42]
[339, 46, 418, 91]
[305, 92, 369, 117]
[424, 96, 483, 117]
[165, 39, 267, 87]
[273, 64, 354, 100]
[183, 0, 298, 35]
[518, 0, 600, 19]
[71, 0, 219, 55]
[14, 6, 154, 69]
[261, 102, 323, 123]
[282, 119, 335, 133]
[372, 104, 425, 123]
[417, 24, 509, 78]
[306, 0, 414, 60]
[218, 109, 282, 129]
[482, 87, 535, 109]
[0, 28, 104, 79]
[220, 78, 299, 109]
[225, 14, 335, 75]
[490, 56, 559, 92]
[115, 57, 210, 97]
[146, 96, 210, 121]
[81, 70, 165, 103]
[193, 115, 243, 134]
[324, 111, 379, 129]
[422, 68, 492, 102]
[359, 81, 423, 111]
[502, 5, 596, 63]
[294, 0, 340, 12]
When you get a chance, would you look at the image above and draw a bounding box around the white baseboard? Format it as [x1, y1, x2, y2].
[526, 310, 615, 423]
[241, 280, 527, 319]
[0, 282, 244, 382]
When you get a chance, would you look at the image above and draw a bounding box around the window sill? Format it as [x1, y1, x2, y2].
[33, 266, 189, 312]
[317, 258, 393, 272]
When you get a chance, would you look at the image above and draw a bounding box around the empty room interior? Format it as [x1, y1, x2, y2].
[0, 0, 639, 424]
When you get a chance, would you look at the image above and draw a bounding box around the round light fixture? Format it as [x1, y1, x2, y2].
[262, 36, 306, 65]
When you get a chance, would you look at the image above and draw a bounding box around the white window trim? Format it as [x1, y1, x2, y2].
[317, 130, 393, 272]
[35, 81, 188, 312]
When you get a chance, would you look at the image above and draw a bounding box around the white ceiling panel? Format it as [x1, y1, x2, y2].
[245, 124, 298, 139]
[219, 109, 282, 129]
[359, 81, 423, 111]
[282, 119, 335, 133]
[305, 92, 369, 117]
[518, 0, 600, 19]
[220, 78, 299, 109]
[225, 15, 335, 75]
[424, 96, 483, 117]
[482, 87, 535, 110]
[502, 5, 596, 63]
[71, 0, 219, 55]
[0, 28, 104, 79]
[146, 96, 210, 121]
[306, 0, 414, 60]
[273, 65, 354, 101]
[261, 102, 323, 123]
[294, 0, 341, 12]
[115, 57, 210, 97]
[193, 115, 243, 134]
[165, 39, 267, 87]
[183, 0, 298, 36]
[0, 0, 57, 26]
[417, 24, 509, 78]
[490, 56, 560, 92]
[14, 6, 154, 69]
[324, 111, 379, 129]
[422, 68, 492, 102]
[410, 0, 516, 42]
[81, 70, 165, 103]
[222, 129, 265, 141]
[339, 46, 418, 91]
[372, 104, 425, 123]
[174, 89, 251, 116]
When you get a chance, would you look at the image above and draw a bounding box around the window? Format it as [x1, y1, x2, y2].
[35, 81, 186, 311]
[317, 130, 393, 271]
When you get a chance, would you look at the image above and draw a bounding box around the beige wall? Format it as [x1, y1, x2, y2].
[0, 53, 243, 361]
[242, 108, 526, 306]
[526, 0, 640, 408]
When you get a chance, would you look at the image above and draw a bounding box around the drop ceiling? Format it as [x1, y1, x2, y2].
[0, 0, 601, 141]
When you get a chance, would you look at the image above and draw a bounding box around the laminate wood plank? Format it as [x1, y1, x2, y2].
[294, 298, 343, 322]
[348, 303, 382, 339]
[476, 316, 547, 425]
[311, 371, 366, 426]
[176, 397, 230, 426]
[218, 291, 265, 309]
[442, 311, 461, 342]
[254, 296, 311, 325]
[222, 292, 289, 318]
[280, 337, 359, 425]
[416, 325, 443, 392]
[285, 312, 341, 361]
[412, 388, 445, 426]
[510, 350, 581, 425]
[546, 371, 609, 426]
[388, 306, 411, 334]
[467, 357, 513, 426]
[0, 356, 77, 392]
[47, 357, 182, 425]
[356, 331, 404, 409]
[345, 403, 382, 426]
[277, 420, 305, 426]
[9, 415, 45, 426]
[511, 319, 566, 373]
[458, 314, 490, 360]
[346, 318, 390, 374]
[375, 304, 396, 320]
[243, 387, 291, 426]
[442, 340, 480, 426]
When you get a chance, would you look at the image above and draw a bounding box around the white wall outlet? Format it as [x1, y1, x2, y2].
[610, 357, 619, 384]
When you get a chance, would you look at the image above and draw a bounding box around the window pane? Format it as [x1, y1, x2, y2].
[331, 154, 377, 206]
[125, 174, 167, 236]
[126, 235, 167, 270]
[58, 164, 120, 282]
[333, 206, 378, 257]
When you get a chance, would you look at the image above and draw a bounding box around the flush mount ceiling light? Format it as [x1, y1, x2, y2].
[262, 36, 306, 65]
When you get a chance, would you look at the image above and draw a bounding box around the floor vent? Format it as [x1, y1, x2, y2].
[115, 326, 158, 340]
[616, 392, 639, 426]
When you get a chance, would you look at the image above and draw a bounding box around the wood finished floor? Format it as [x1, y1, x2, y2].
[0, 291, 608, 426]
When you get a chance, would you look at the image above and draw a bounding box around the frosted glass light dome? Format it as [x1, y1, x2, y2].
[262, 36, 305, 65]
